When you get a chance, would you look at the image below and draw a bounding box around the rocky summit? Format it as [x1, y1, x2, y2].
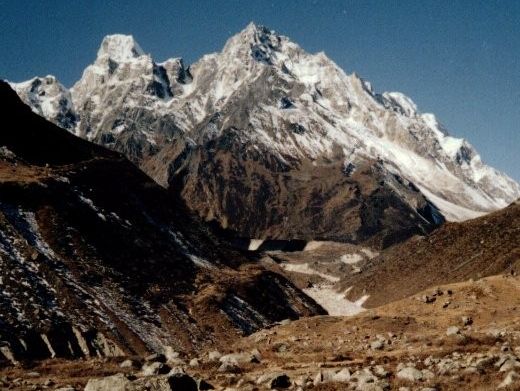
[11, 23, 520, 246]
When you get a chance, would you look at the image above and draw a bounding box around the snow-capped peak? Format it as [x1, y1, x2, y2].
[381, 92, 418, 117]
[10, 24, 520, 223]
[96, 34, 145, 63]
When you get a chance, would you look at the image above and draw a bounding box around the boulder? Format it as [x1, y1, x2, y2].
[84, 374, 132, 391]
[145, 353, 166, 363]
[141, 362, 171, 376]
[207, 350, 222, 362]
[120, 359, 137, 368]
[396, 367, 423, 382]
[499, 371, 520, 388]
[446, 326, 460, 336]
[269, 374, 291, 389]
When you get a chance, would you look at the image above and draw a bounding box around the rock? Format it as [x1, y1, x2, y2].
[207, 350, 222, 361]
[55, 388, 76, 391]
[462, 316, 473, 326]
[500, 359, 520, 372]
[313, 371, 323, 386]
[163, 346, 180, 362]
[421, 369, 435, 380]
[396, 367, 423, 382]
[197, 378, 215, 390]
[218, 361, 241, 373]
[220, 352, 258, 365]
[26, 372, 40, 377]
[370, 340, 385, 350]
[446, 326, 460, 336]
[419, 295, 436, 304]
[141, 361, 171, 376]
[332, 368, 351, 382]
[351, 368, 378, 388]
[165, 373, 198, 391]
[120, 359, 136, 368]
[499, 371, 520, 388]
[145, 353, 166, 363]
[189, 358, 200, 367]
[373, 365, 390, 378]
[84, 374, 131, 391]
[269, 374, 291, 389]
[131, 373, 198, 391]
[250, 348, 262, 362]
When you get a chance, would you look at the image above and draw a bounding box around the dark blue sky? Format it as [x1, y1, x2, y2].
[1, 0, 519, 181]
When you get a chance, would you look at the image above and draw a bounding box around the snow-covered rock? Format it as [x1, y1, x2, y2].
[10, 23, 520, 229]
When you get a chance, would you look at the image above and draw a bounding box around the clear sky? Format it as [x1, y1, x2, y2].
[1, 0, 519, 181]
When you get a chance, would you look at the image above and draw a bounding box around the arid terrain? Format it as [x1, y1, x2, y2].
[2, 274, 520, 390]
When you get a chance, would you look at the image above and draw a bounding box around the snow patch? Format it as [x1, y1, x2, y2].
[281, 262, 340, 283]
[303, 285, 366, 316]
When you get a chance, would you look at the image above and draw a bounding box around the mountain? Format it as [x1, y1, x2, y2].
[0, 81, 324, 364]
[342, 199, 520, 307]
[11, 24, 520, 245]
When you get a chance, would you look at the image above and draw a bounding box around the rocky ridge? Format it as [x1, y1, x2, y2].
[11, 24, 520, 245]
[0, 81, 324, 365]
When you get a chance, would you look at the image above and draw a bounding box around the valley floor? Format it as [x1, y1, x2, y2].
[2, 273, 520, 390]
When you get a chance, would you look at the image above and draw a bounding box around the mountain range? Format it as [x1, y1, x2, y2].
[11, 23, 520, 247]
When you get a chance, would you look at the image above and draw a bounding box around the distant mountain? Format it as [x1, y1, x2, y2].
[11, 23, 520, 246]
[0, 81, 323, 364]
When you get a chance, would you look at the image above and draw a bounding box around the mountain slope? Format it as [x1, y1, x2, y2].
[0, 81, 324, 364]
[11, 24, 520, 243]
[342, 199, 520, 307]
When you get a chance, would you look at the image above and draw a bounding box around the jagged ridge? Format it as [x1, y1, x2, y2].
[10, 23, 520, 242]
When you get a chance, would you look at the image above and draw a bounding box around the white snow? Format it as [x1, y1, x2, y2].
[248, 239, 264, 251]
[10, 24, 520, 223]
[97, 34, 145, 63]
[340, 254, 363, 265]
[303, 285, 367, 316]
[418, 186, 486, 221]
[281, 262, 340, 283]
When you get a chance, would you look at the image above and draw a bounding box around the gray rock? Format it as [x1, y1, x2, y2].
[332, 368, 351, 382]
[219, 352, 257, 365]
[396, 367, 423, 382]
[217, 361, 241, 373]
[499, 371, 520, 388]
[141, 361, 171, 376]
[84, 374, 131, 391]
[120, 359, 136, 368]
[132, 373, 198, 391]
[373, 365, 390, 378]
[207, 350, 222, 361]
[370, 340, 385, 350]
[446, 326, 460, 336]
[500, 359, 520, 372]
